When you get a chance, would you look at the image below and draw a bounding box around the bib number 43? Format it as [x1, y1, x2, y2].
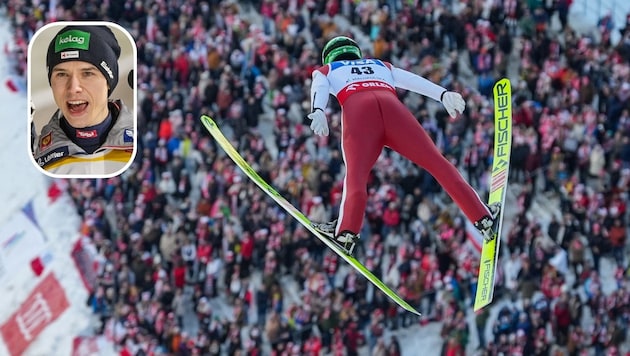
[351, 66, 374, 75]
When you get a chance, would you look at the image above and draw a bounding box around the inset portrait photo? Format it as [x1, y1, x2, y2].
[28, 21, 137, 178]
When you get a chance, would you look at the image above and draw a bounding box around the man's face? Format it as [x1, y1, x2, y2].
[50, 61, 109, 128]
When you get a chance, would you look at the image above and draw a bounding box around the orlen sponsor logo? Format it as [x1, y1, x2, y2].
[345, 81, 394, 92]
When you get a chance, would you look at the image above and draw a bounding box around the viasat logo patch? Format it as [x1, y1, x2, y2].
[123, 129, 133, 143]
[40, 131, 52, 149]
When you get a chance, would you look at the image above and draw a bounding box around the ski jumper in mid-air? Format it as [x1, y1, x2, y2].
[308, 36, 500, 255]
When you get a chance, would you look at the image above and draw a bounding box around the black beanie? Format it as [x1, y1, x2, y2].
[46, 25, 121, 96]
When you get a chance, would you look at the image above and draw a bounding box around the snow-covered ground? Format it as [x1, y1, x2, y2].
[0, 14, 98, 356]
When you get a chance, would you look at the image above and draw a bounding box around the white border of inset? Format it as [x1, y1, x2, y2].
[27, 21, 138, 179]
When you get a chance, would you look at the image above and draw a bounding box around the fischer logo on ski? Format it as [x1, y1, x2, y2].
[473, 78, 513, 311]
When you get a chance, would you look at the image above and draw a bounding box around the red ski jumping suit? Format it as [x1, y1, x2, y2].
[310, 58, 491, 236]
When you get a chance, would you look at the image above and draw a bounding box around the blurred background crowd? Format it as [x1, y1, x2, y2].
[5, 0, 630, 355]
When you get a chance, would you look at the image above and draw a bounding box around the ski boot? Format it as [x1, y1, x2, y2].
[311, 219, 337, 238]
[474, 203, 501, 242]
[330, 231, 360, 255]
[312, 220, 359, 255]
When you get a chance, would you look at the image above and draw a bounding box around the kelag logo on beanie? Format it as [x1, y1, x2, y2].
[55, 30, 91, 52]
[46, 25, 121, 96]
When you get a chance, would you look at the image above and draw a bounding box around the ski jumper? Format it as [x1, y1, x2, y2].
[310, 59, 490, 236]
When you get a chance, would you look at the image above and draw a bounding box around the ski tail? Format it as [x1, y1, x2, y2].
[473, 78, 512, 311]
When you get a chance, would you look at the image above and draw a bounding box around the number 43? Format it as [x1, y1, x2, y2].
[351, 66, 374, 74]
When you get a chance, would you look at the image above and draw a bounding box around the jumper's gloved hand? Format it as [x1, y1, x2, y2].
[440, 91, 466, 119]
[308, 108, 329, 136]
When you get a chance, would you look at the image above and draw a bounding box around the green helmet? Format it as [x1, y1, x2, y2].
[321, 36, 362, 65]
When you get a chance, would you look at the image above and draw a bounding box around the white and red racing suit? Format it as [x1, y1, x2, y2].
[310, 58, 490, 236]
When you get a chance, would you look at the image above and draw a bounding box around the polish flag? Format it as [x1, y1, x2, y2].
[30, 251, 53, 277]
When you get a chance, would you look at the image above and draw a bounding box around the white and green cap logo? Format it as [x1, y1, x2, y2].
[47, 25, 122, 96]
[54, 29, 90, 52]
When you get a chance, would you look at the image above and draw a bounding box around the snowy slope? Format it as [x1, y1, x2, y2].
[0, 17, 98, 356]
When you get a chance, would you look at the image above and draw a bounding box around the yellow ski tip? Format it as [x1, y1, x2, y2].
[200, 115, 215, 125]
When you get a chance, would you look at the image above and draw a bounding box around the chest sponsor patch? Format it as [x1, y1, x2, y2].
[123, 129, 134, 143]
[336, 80, 396, 105]
[344, 81, 394, 92]
[76, 129, 98, 138]
[40, 132, 52, 150]
[37, 147, 69, 167]
[329, 59, 385, 70]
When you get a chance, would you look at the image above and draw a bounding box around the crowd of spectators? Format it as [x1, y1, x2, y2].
[5, 0, 630, 355]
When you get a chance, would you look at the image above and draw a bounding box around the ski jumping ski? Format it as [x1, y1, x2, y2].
[473, 78, 513, 311]
[200, 115, 421, 316]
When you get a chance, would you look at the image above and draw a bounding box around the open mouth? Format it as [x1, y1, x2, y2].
[66, 100, 88, 114]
